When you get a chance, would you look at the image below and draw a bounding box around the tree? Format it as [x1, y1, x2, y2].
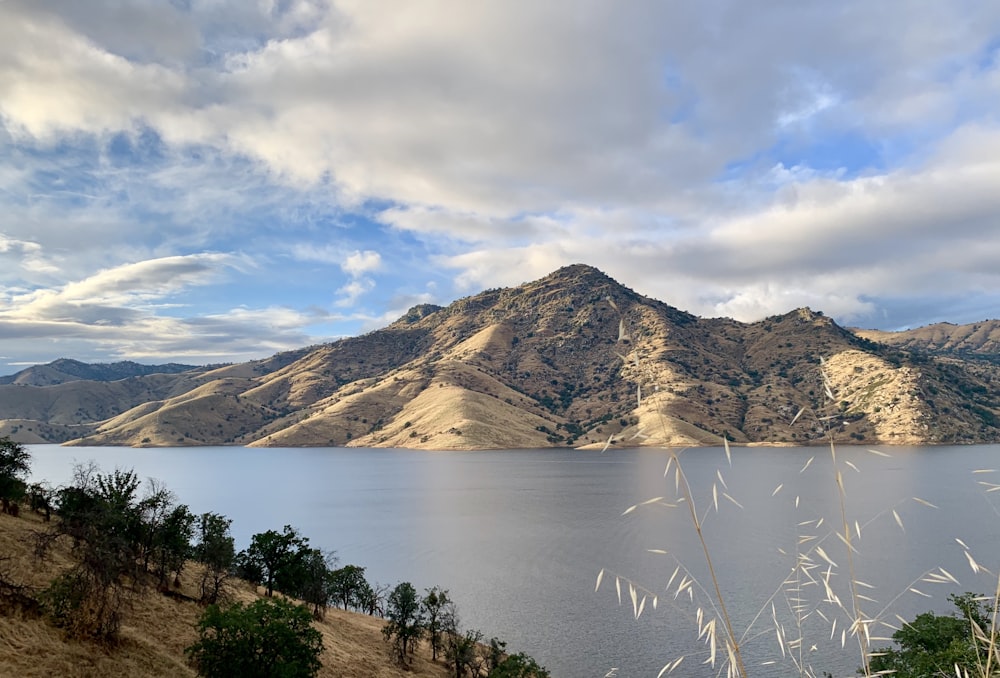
[41, 465, 145, 639]
[235, 525, 309, 598]
[438, 600, 483, 678]
[185, 597, 323, 678]
[360, 580, 389, 617]
[26, 481, 53, 520]
[296, 548, 336, 620]
[327, 564, 370, 611]
[445, 627, 483, 678]
[0, 436, 30, 514]
[192, 512, 235, 604]
[868, 592, 990, 678]
[484, 636, 507, 674]
[135, 480, 195, 589]
[382, 582, 424, 665]
[488, 652, 550, 678]
[41, 464, 194, 640]
[422, 586, 451, 661]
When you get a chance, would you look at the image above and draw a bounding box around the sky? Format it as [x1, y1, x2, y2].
[1, 1, 1000, 373]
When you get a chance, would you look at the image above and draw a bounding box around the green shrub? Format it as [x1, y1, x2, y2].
[186, 597, 323, 678]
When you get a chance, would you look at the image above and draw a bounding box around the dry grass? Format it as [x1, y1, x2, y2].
[0, 511, 451, 678]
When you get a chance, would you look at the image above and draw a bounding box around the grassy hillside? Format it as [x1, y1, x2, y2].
[0, 511, 450, 678]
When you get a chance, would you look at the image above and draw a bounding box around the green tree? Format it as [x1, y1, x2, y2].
[43, 465, 146, 639]
[422, 586, 451, 661]
[235, 525, 309, 598]
[484, 636, 507, 674]
[192, 512, 235, 604]
[151, 503, 195, 588]
[445, 627, 483, 678]
[868, 592, 990, 677]
[295, 548, 336, 620]
[0, 436, 30, 514]
[488, 652, 550, 678]
[185, 597, 323, 678]
[327, 564, 369, 611]
[135, 480, 195, 588]
[382, 582, 424, 665]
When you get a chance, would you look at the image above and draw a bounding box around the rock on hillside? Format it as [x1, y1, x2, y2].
[3, 264, 1000, 448]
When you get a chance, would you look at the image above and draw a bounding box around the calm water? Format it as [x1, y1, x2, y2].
[26, 444, 1000, 677]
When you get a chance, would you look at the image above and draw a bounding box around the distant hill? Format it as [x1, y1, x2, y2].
[0, 358, 201, 386]
[854, 320, 1000, 361]
[2, 264, 999, 448]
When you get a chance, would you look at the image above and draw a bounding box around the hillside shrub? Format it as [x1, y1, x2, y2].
[186, 597, 323, 678]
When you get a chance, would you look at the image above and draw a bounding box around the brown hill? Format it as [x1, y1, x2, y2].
[3, 264, 1000, 448]
[0, 359, 201, 386]
[855, 320, 1000, 359]
[0, 510, 450, 678]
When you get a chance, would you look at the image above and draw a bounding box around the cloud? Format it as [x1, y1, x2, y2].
[0, 252, 326, 365]
[2, 0, 1000, 370]
[8, 254, 245, 321]
[340, 250, 382, 277]
[334, 278, 375, 308]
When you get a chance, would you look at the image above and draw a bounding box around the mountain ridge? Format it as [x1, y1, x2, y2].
[2, 264, 999, 448]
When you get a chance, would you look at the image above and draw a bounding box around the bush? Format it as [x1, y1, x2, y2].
[868, 592, 990, 678]
[489, 652, 551, 678]
[186, 597, 323, 678]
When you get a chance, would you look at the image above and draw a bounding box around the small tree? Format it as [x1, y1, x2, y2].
[422, 586, 451, 661]
[383, 582, 424, 665]
[150, 502, 195, 589]
[445, 627, 483, 678]
[192, 512, 235, 604]
[42, 465, 145, 639]
[0, 436, 30, 514]
[296, 548, 336, 619]
[186, 597, 323, 678]
[327, 564, 369, 611]
[484, 636, 507, 674]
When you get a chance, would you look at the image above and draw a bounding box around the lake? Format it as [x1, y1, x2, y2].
[25, 443, 1000, 677]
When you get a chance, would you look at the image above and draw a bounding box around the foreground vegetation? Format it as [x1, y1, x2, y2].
[0, 437, 547, 677]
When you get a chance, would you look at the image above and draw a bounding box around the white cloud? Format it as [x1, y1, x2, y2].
[334, 278, 375, 308]
[340, 250, 382, 277]
[0, 253, 250, 335]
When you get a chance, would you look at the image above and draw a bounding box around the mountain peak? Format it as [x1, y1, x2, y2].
[542, 263, 612, 284]
[394, 304, 444, 325]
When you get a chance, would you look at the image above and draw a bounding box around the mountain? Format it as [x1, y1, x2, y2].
[854, 320, 1000, 361]
[2, 264, 999, 448]
[0, 358, 201, 386]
